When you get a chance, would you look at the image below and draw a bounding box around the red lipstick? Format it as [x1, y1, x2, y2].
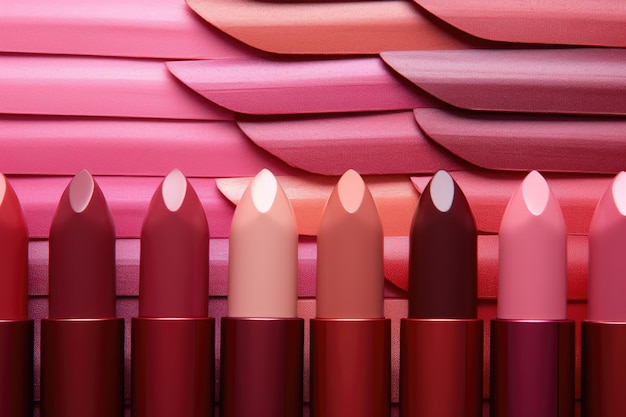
[491, 171, 574, 417]
[311, 169, 390, 417]
[401, 170, 482, 417]
[132, 169, 214, 417]
[0, 174, 32, 417]
[220, 169, 303, 417]
[41, 169, 124, 417]
[583, 171, 626, 416]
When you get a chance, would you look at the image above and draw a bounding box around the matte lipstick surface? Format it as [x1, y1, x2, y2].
[132, 169, 214, 417]
[0, 174, 32, 417]
[401, 170, 482, 417]
[41, 169, 124, 417]
[221, 169, 303, 417]
[311, 169, 390, 417]
[491, 171, 574, 417]
[583, 171, 626, 416]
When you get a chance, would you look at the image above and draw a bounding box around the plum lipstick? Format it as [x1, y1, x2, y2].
[221, 169, 303, 417]
[490, 171, 574, 417]
[401, 170, 482, 417]
[41, 169, 124, 417]
[0, 174, 32, 417]
[132, 169, 214, 417]
[583, 171, 626, 416]
[311, 169, 390, 417]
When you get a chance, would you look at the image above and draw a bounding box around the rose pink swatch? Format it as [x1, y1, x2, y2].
[0, 55, 232, 120]
[414, 0, 626, 47]
[382, 49, 626, 115]
[0, 117, 297, 177]
[236, 111, 470, 175]
[167, 58, 434, 115]
[0, 0, 256, 59]
[414, 108, 626, 174]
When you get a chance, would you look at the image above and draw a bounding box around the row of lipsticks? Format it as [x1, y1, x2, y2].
[0, 167, 624, 417]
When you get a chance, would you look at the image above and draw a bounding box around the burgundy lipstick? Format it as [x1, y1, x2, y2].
[41, 169, 124, 417]
[401, 170, 482, 417]
[0, 174, 32, 417]
[132, 169, 214, 417]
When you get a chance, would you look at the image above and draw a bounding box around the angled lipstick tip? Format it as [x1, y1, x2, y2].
[250, 169, 278, 213]
[162, 169, 187, 212]
[521, 170, 550, 215]
[337, 169, 365, 214]
[429, 170, 455, 212]
[69, 169, 95, 213]
[612, 171, 626, 215]
[0, 174, 6, 204]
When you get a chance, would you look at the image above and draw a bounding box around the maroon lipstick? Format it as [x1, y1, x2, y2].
[401, 170, 482, 417]
[41, 169, 124, 417]
[132, 169, 214, 417]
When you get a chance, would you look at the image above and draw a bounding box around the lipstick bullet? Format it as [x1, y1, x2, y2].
[0, 174, 32, 417]
[490, 170, 574, 417]
[41, 169, 124, 417]
[132, 169, 214, 417]
[583, 171, 626, 416]
[220, 169, 303, 417]
[311, 169, 390, 417]
[401, 170, 482, 417]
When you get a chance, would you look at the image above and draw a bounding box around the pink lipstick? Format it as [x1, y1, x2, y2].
[221, 169, 303, 417]
[41, 169, 124, 417]
[0, 174, 32, 417]
[311, 169, 390, 417]
[132, 169, 214, 417]
[583, 171, 626, 416]
[401, 170, 482, 417]
[491, 171, 574, 417]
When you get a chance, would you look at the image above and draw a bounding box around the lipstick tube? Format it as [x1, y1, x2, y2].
[131, 169, 214, 417]
[41, 170, 124, 417]
[0, 174, 33, 417]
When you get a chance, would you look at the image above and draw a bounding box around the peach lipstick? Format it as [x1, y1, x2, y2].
[0, 174, 32, 417]
[131, 169, 214, 417]
[490, 171, 574, 417]
[221, 169, 303, 417]
[401, 170, 482, 417]
[311, 169, 390, 417]
[41, 170, 124, 417]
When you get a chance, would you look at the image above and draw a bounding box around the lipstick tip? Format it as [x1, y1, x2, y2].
[0, 174, 6, 204]
[521, 170, 549, 215]
[612, 171, 626, 215]
[337, 169, 365, 214]
[69, 169, 95, 213]
[429, 170, 455, 212]
[162, 169, 187, 212]
[250, 169, 278, 213]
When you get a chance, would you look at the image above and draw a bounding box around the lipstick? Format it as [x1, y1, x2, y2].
[311, 169, 390, 417]
[132, 169, 214, 417]
[491, 170, 574, 417]
[583, 171, 626, 416]
[401, 170, 482, 417]
[0, 174, 32, 417]
[220, 169, 303, 417]
[41, 169, 124, 417]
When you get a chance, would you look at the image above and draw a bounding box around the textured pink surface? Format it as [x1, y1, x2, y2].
[0, 117, 296, 176]
[0, 0, 255, 59]
[415, 0, 626, 47]
[382, 49, 626, 115]
[167, 58, 433, 115]
[237, 111, 470, 175]
[414, 108, 626, 174]
[0, 55, 233, 120]
[412, 171, 611, 235]
[9, 176, 234, 239]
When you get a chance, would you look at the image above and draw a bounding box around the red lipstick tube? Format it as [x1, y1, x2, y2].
[490, 320, 575, 417]
[0, 321, 33, 417]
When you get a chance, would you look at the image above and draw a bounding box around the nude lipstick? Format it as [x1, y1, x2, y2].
[401, 170, 482, 417]
[221, 169, 303, 417]
[0, 174, 32, 417]
[583, 171, 626, 416]
[41, 169, 124, 417]
[311, 169, 390, 417]
[132, 169, 214, 417]
[491, 170, 574, 417]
